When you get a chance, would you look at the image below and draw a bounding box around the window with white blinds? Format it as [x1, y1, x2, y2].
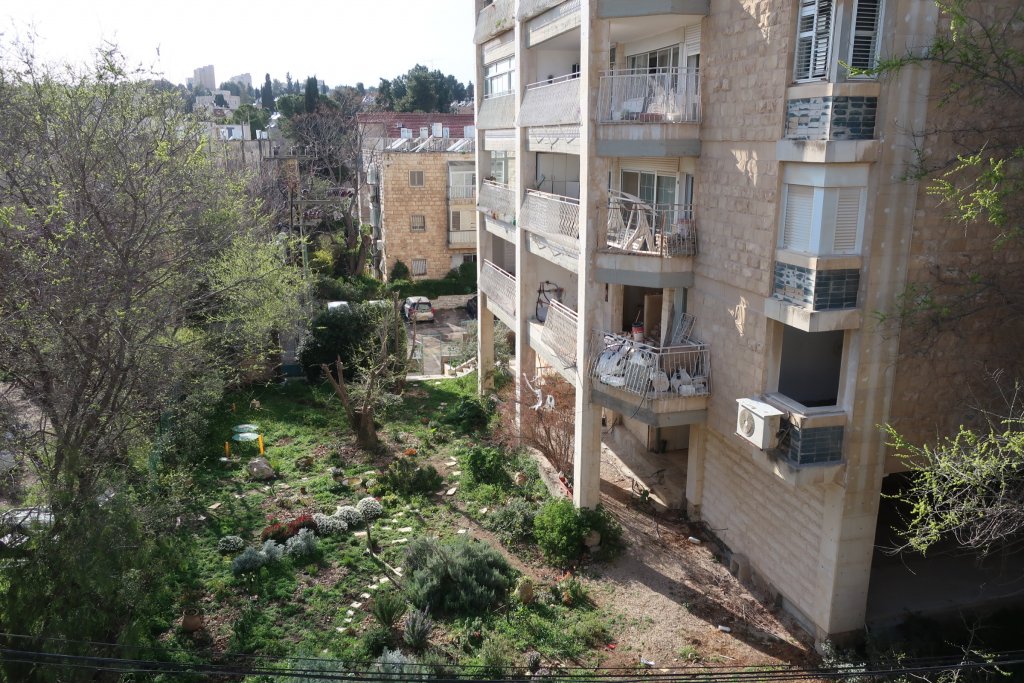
[794, 0, 833, 81]
[849, 0, 883, 72]
[781, 184, 865, 254]
[783, 185, 814, 251]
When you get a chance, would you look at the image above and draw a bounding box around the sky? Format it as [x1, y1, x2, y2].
[1, 0, 477, 89]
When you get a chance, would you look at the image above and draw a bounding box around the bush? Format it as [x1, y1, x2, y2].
[478, 632, 520, 679]
[488, 499, 536, 546]
[361, 626, 392, 658]
[390, 260, 411, 281]
[376, 649, 424, 681]
[285, 528, 318, 558]
[443, 396, 493, 435]
[335, 505, 363, 527]
[296, 306, 405, 382]
[534, 499, 587, 566]
[377, 459, 443, 497]
[231, 547, 266, 576]
[260, 514, 317, 543]
[357, 496, 384, 522]
[312, 513, 348, 536]
[403, 537, 516, 616]
[463, 445, 509, 487]
[534, 500, 625, 565]
[402, 608, 433, 651]
[217, 535, 246, 554]
[261, 539, 285, 563]
[372, 590, 407, 630]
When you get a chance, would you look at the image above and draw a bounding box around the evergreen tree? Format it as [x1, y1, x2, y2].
[304, 75, 319, 114]
[261, 73, 274, 111]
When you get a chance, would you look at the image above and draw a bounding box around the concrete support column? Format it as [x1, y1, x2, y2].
[685, 425, 705, 519]
[474, 0, 494, 396]
[573, 2, 610, 509]
[606, 283, 623, 333]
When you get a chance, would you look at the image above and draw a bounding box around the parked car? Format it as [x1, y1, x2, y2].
[402, 296, 435, 323]
[326, 301, 351, 313]
[466, 294, 478, 319]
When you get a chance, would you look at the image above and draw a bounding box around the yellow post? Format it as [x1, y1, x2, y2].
[224, 442, 231, 458]
[258, 434, 265, 455]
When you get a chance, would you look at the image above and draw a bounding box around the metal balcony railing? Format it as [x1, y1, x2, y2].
[591, 332, 712, 399]
[541, 300, 578, 366]
[474, 0, 514, 44]
[603, 190, 697, 257]
[598, 68, 701, 123]
[477, 92, 516, 130]
[448, 230, 476, 247]
[480, 260, 516, 319]
[448, 185, 477, 200]
[379, 137, 475, 153]
[478, 180, 516, 222]
[518, 75, 581, 127]
[520, 189, 580, 255]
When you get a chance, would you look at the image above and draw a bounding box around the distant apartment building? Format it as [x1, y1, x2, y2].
[192, 64, 216, 91]
[357, 113, 477, 280]
[195, 90, 242, 114]
[229, 73, 253, 90]
[472, 0, 1024, 643]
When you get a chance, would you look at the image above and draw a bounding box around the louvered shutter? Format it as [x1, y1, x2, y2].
[832, 188, 861, 253]
[811, 0, 833, 78]
[850, 0, 882, 70]
[794, 0, 833, 80]
[684, 24, 701, 59]
[783, 185, 813, 251]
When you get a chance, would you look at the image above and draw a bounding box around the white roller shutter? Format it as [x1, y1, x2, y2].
[832, 187, 862, 253]
[618, 157, 680, 175]
[782, 185, 813, 251]
[684, 24, 701, 58]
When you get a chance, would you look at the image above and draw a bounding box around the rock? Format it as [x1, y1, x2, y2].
[584, 530, 601, 548]
[295, 456, 314, 470]
[513, 471, 528, 486]
[516, 578, 535, 604]
[246, 458, 275, 480]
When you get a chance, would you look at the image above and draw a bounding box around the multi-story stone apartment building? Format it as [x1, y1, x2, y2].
[358, 113, 478, 280]
[472, 0, 1024, 641]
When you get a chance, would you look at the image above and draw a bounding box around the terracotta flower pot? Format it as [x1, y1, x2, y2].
[181, 608, 204, 633]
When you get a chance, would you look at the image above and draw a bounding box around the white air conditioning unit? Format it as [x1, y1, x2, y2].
[736, 398, 785, 450]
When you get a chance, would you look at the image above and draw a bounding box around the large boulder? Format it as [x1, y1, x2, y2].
[247, 457, 276, 480]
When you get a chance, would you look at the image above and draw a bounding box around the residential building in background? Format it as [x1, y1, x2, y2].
[192, 64, 216, 91]
[472, 0, 1024, 643]
[229, 72, 253, 90]
[357, 113, 477, 280]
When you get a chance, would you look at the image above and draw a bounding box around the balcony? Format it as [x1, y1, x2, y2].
[518, 75, 581, 128]
[541, 300, 578, 367]
[599, 68, 700, 124]
[517, 0, 567, 20]
[527, 124, 581, 154]
[590, 331, 710, 425]
[480, 260, 517, 327]
[448, 185, 477, 201]
[477, 180, 516, 223]
[448, 230, 476, 248]
[764, 251, 862, 332]
[597, 0, 709, 18]
[595, 191, 696, 288]
[523, 0, 581, 46]
[474, 0, 514, 44]
[477, 92, 516, 130]
[520, 189, 580, 258]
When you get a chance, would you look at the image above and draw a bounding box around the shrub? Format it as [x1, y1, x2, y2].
[478, 632, 519, 679]
[464, 445, 509, 487]
[403, 537, 516, 616]
[285, 528, 319, 558]
[260, 514, 317, 543]
[443, 396, 493, 435]
[357, 497, 384, 521]
[261, 540, 285, 563]
[335, 505, 362, 527]
[377, 459, 443, 497]
[376, 649, 424, 681]
[312, 513, 348, 536]
[534, 499, 587, 566]
[217, 535, 246, 554]
[372, 590, 407, 630]
[361, 626, 392, 658]
[579, 505, 624, 561]
[402, 608, 433, 651]
[488, 498, 536, 545]
[297, 307, 394, 382]
[389, 260, 411, 281]
[231, 547, 266, 577]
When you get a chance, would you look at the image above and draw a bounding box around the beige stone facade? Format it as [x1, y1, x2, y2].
[378, 151, 477, 281]
[474, 0, 1023, 641]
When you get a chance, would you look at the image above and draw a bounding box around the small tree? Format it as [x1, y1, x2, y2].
[497, 375, 575, 476]
[357, 496, 385, 552]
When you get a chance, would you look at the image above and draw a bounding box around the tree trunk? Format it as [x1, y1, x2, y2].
[354, 407, 378, 450]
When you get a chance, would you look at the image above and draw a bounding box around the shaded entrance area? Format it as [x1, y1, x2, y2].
[866, 473, 1024, 627]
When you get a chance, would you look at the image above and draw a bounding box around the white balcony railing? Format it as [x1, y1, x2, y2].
[379, 137, 475, 153]
[448, 230, 476, 247]
[598, 68, 701, 123]
[518, 75, 581, 127]
[480, 260, 516, 319]
[520, 189, 580, 255]
[474, 0, 514, 43]
[448, 185, 476, 200]
[517, 0, 566, 19]
[591, 332, 711, 399]
[478, 180, 516, 222]
[604, 190, 697, 257]
[477, 92, 516, 130]
[541, 300, 578, 365]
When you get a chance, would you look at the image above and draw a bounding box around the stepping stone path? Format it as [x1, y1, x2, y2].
[446, 487, 458, 496]
[398, 527, 413, 533]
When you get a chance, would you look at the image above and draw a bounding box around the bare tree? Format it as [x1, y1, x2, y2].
[497, 375, 576, 476]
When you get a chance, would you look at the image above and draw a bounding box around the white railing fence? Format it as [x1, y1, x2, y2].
[449, 185, 477, 200]
[520, 189, 580, 254]
[590, 332, 711, 399]
[518, 76, 581, 127]
[448, 230, 476, 246]
[598, 68, 701, 124]
[541, 300, 578, 365]
[603, 190, 697, 257]
[478, 180, 517, 222]
[480, 260, 517, 319]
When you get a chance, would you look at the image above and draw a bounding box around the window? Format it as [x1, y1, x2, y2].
[449, 163, 475, 199]
[794, 0, 833, 81]
[462, 254, 477, 264]
[411, 214, 426, 232]
[484, 57, 514, 98]
[779, 164, 868, 254]
[450, 210, 476, 232]
[849, 0, 883, 73]
[409, 171, 424, 187]
[626, 46, 680, 74]
[778, 327, 844, 407]
[411, 259, 428, 276]
[489, 152, 514, 185]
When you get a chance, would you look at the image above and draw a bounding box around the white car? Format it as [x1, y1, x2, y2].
[402, 296, 435, 323]
[326, 301, 352, 313]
